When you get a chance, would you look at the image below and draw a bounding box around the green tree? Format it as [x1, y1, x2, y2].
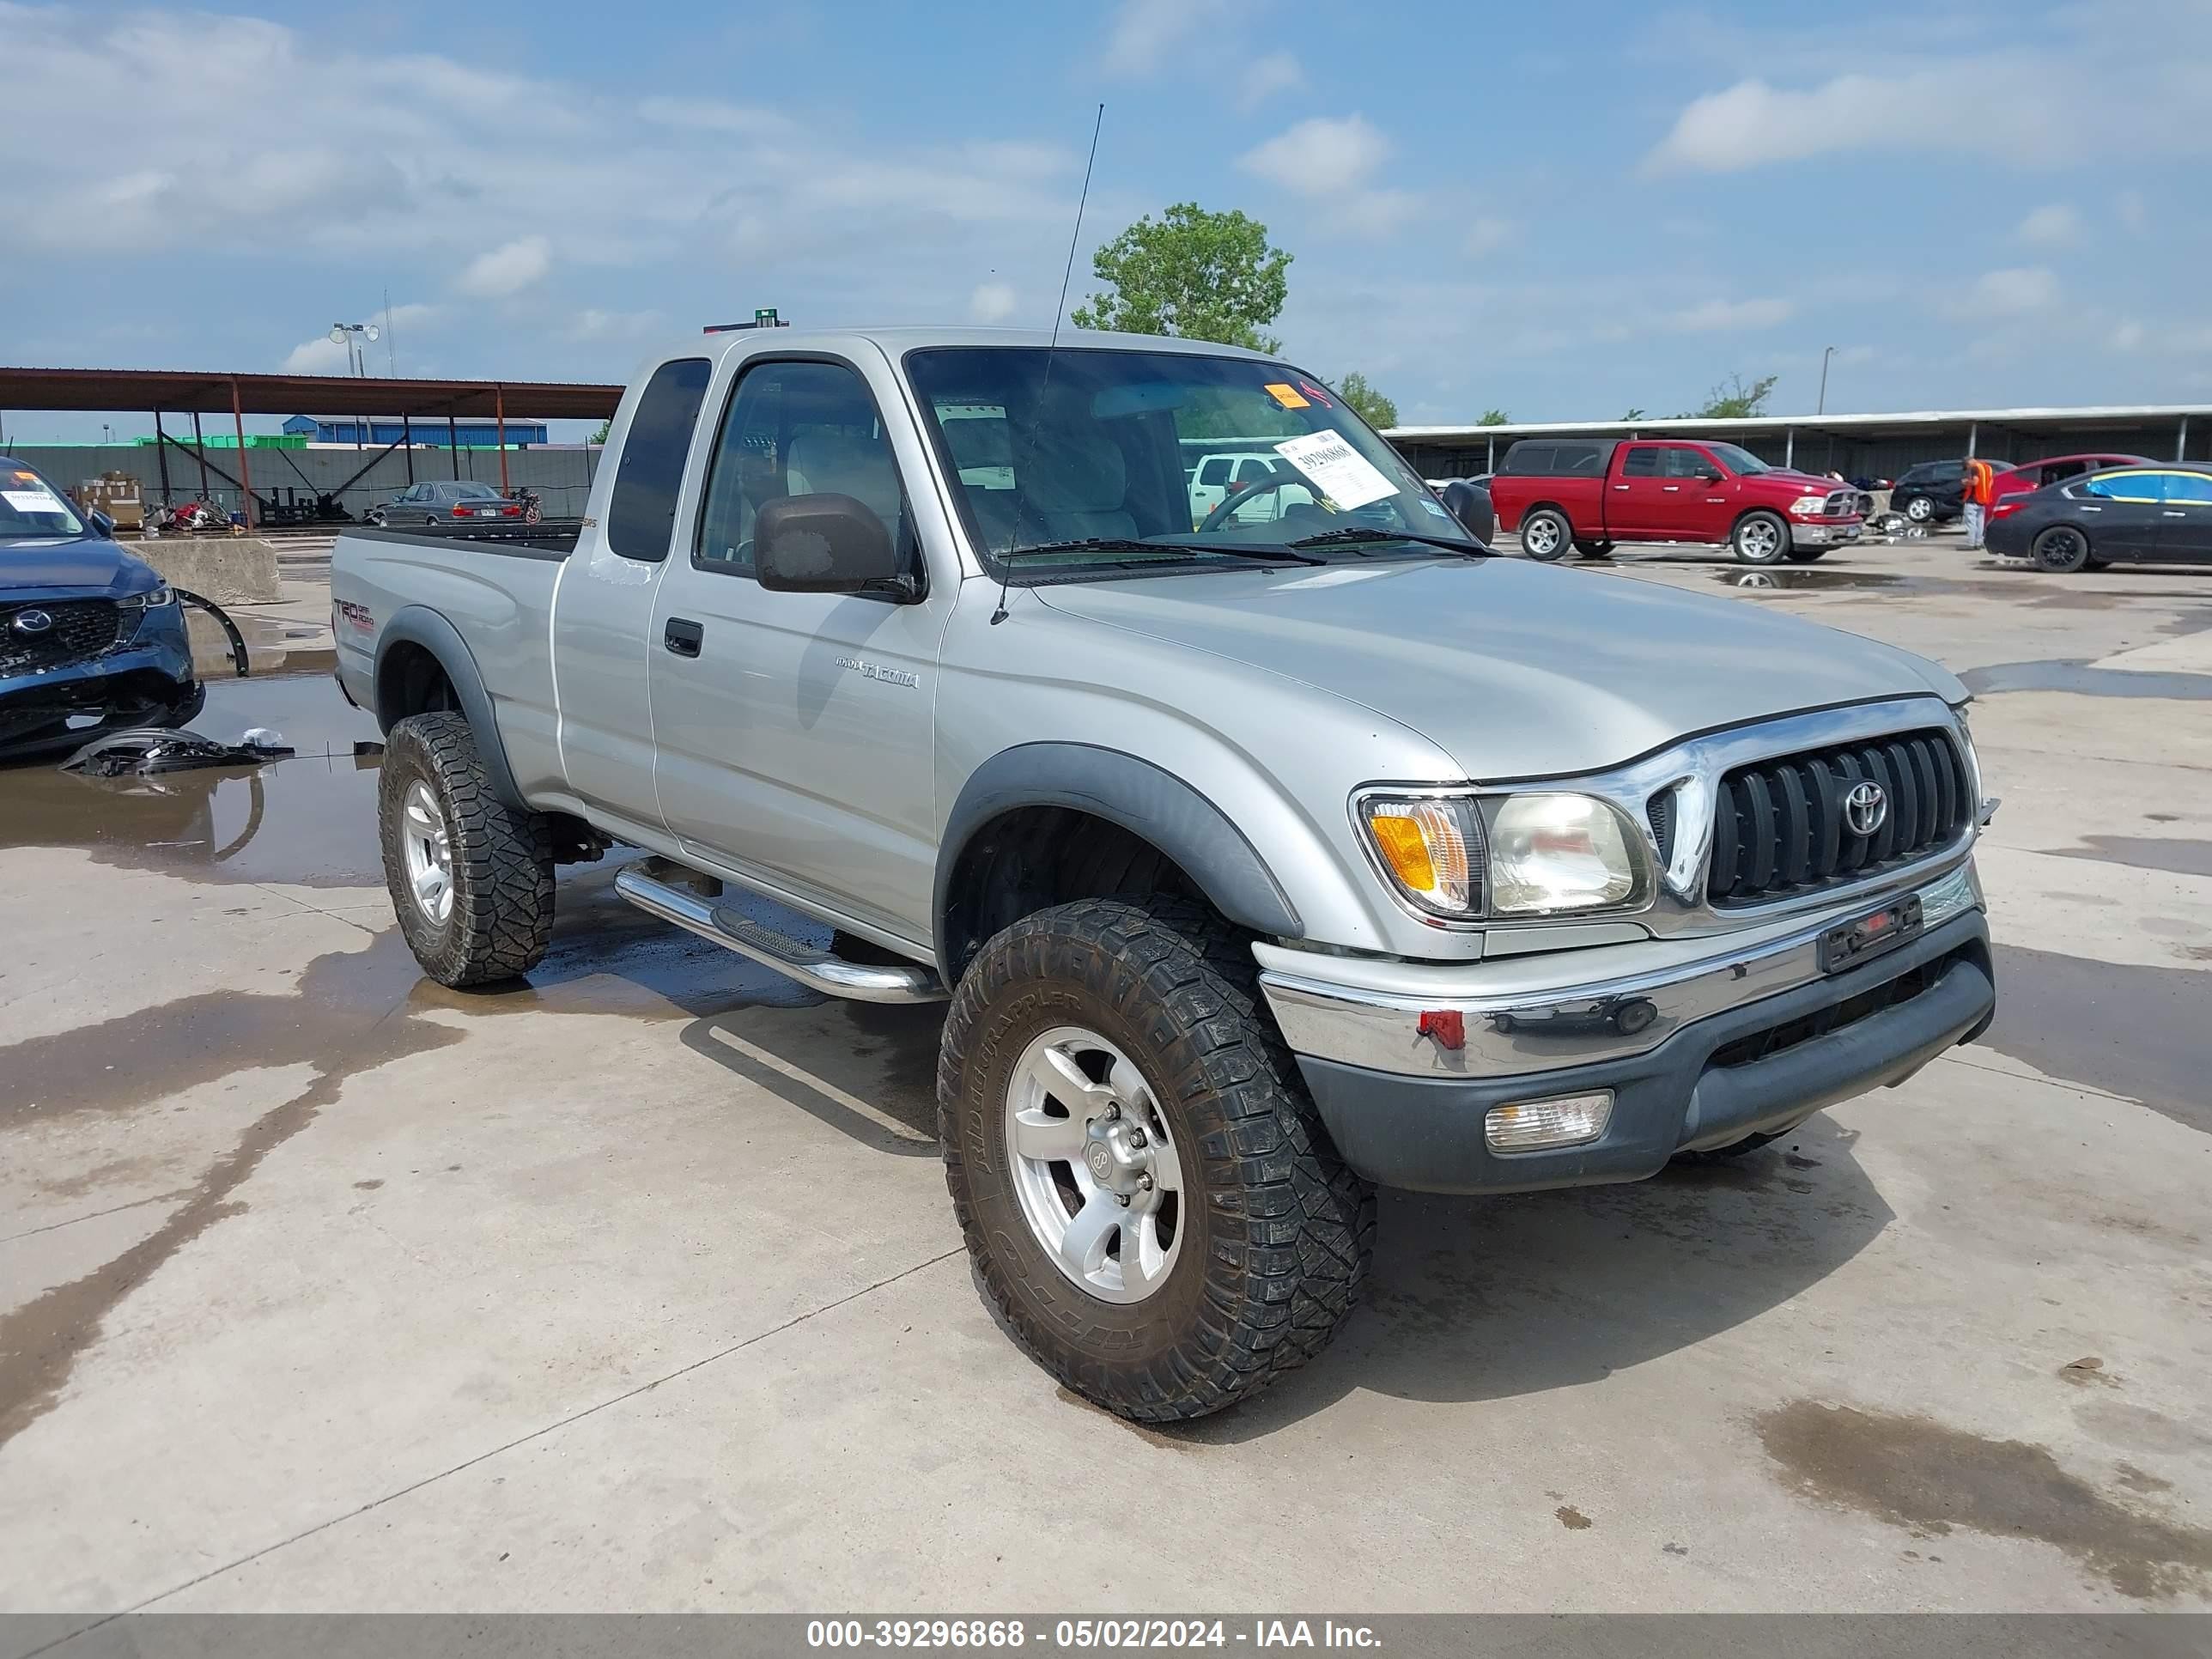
[589, 418, 611, 446]
[1621, 407, 1647, 422]
[1477, 408, 1510, 426]
[1330, 372, 1399, 430]
[1071, 204, 1292, 352]
[1675, 373, 1778, 420]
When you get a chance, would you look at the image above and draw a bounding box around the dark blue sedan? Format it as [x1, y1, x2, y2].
[2, 457, 200, 759]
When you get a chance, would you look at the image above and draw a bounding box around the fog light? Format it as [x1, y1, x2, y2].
[1485, 1091, 1614, 1153]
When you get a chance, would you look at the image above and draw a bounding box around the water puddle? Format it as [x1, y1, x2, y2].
[1706, 568, 1917, 593]
[1960, 659, 2212, 700]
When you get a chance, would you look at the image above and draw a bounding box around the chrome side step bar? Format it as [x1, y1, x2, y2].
[613, 863, 946, 1005]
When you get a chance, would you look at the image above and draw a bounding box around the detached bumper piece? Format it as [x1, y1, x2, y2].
[1291, 911, 1993, 1194]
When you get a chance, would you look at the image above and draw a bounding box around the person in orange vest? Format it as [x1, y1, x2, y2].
[1962, 456, 1996, 549]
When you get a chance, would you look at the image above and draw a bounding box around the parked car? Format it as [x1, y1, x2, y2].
[3, 456, 201, 759]
[335, 325, 1996, 1423]
[1889, 459, 1997, 526]
[1987, 452, 2154, 507]
[1985, 463, 2212, 571]
[1487, 437, 1866, 564]
[364, 480, 528, 527]
[1186, 450, 1314, 526]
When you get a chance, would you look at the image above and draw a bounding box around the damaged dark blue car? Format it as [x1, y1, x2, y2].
[2, 455, 201, 760]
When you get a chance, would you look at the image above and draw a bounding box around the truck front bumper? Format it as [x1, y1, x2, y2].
[1258, 866, 1993, 1194]
[1790, 518, 1863, 548]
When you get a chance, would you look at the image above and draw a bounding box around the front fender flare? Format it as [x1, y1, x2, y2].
[934, 743, 1302, 975]
[374, 605, 526, 812]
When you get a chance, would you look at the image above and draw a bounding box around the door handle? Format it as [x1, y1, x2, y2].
[2161, 510, 2186, 518]
[1613, 484, 1629, 491]
[664, 617, 704, 657]
[1662, 485, 1680, 492]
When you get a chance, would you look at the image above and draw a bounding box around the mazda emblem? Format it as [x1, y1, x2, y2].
[1844, 781, 1888, 837]
[11, 608, 53, 635]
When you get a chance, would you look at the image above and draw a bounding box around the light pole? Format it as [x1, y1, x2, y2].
[328, 321, 380, 379]
[1816, 345, 1838, 416]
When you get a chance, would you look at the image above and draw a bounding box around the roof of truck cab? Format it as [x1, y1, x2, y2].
[672, 325, 1282, 362]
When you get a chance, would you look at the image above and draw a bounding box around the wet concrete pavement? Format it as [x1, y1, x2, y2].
[3, 538, 2209, 1623]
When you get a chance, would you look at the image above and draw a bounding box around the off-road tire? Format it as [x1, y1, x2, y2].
[1732, 510, 1790, 566]
[1520, 507, 1572, 562]
[1783, 547, 1827, 563]
[379, 710, 554, 987]
[939, 896, 1376, 1422]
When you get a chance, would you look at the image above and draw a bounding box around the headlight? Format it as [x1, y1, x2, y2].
[1789, 495, 1827, 516]
[1358, 794, 1485, 920]
[1486, 793, 1646, 916]
[118, 585, 175, 609]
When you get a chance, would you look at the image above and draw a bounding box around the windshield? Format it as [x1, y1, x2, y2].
[904, 346, 1471, 580]
[1, 465, 88, 540]
[1706, 442, 1772, 476]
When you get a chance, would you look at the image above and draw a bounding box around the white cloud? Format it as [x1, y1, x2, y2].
[1644, 22, 2212, 175]
[637, 95, 789, 136]
[1237, 50, 1304, 112]
[1238, 115, 1392, 197]
[563, 307, 662, 342]
[455, 235, 552, 298]
[281, 335, 352, 374]
[1102, 0, 1235, 76]
[2117, 188, 2148, 232]
[1968, 266, 2059, 315]
[381, 301, 438, 331]
[969, 282, 1018, 324]
[2112, 319, 2147, 351]
[2015, 203, 2082, 246]
[1666, 296, 1795, 332]
[1462, 216, 1513, 259]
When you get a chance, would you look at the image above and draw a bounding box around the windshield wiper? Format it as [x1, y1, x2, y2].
[1287, 527, 1487, 559]
[998, 537, 1323, 566]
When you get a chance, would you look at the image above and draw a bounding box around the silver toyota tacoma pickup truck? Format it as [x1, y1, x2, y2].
[333, 326, 1997, 1422]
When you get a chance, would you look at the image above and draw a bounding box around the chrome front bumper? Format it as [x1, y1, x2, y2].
[1259, 861, 1982, 1081]
[1790, 520, 1863, 547]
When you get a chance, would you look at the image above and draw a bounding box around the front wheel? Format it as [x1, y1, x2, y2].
[1519, 508, 1571, 562]
[379, 711, 555, 987]
[2032, 525, 2092, 574]
[1732, 511, 1790, 565]
[939, 897, 1375, 1422]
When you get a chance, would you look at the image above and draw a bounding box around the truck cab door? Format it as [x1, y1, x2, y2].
[549, 355, 713, 842]
[1659, 445, 1729, 540]
[1608, 443, 1666, 536]
[647, 349, 947, 945]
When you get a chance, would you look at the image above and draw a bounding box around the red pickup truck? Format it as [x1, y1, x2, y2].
[1488, 437, 1867, 566]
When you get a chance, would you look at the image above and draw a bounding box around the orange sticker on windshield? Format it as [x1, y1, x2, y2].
[1262, 383, 1310, 410]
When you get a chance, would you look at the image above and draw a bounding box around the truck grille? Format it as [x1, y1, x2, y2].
[1821, 489, 1860, 517]
[1706, 728, 1969, 906]
[0, 599, 131, 677]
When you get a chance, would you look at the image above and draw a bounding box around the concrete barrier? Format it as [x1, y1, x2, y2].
[131, 537, 283, 605]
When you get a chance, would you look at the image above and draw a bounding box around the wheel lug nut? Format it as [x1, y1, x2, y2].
[1117, 1194, 1131, 1207]
[1128, 1128, 1146, 1148]
[1139, 1174, 1153, 1191]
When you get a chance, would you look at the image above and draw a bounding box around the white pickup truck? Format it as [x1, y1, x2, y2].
[333, 325, 1997, 1422]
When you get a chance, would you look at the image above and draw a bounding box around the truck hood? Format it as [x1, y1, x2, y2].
[1032, 557, 1965, 781]
[0, 538, 156, 600]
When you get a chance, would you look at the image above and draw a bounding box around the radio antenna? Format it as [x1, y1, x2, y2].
[993, 100, 1104, 625]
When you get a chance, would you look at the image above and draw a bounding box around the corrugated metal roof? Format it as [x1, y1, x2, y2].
[1386, 404, 2212, 441]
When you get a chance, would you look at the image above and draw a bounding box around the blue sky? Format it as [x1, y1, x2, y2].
[4, 0, 2210, 442]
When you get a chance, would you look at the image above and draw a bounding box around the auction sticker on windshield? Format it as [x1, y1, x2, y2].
[3, 487, 68, 514]
[1273, 430, 1397, 511]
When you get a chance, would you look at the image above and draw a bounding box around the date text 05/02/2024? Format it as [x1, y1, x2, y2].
[805, 1620, 1382, 1650]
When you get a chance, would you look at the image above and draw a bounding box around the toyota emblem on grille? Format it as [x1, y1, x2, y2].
[1844, 781, 1888, 837]
[11, 609, 54, 635]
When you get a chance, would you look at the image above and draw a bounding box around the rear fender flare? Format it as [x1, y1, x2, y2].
[373, 605, 526, 811]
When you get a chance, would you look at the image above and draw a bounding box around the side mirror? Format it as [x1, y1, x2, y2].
[1698, 470, 1723, 485]
[88, 509, 117, 538]
[755, 493, 906, 595]
[1438, 480, 1495, 544]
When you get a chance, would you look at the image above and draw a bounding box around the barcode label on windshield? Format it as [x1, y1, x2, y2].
[1273, 431, 1397, 511]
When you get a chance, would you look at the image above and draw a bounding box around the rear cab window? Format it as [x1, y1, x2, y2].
[607, 357, 714, 561]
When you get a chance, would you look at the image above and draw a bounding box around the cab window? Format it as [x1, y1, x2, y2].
[1620, 446, 1661, 478]
[2081, 473, 2159, 501]
[2160, 472, 2212, 503]
[1663, 447, 1716, 479]
[607, 356, 713, 562]
[1197, 458, 1231, 486]
[694, 358, 911, 581]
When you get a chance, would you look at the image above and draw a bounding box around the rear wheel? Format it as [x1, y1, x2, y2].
[1784, 547, 1827, 563]
[1731, 511, 1790, 565]
[1519, 508, 1571, 562]
[2031, 525, 2092, 574]
[939, 896, 1375, 1422]
[379, 711, 555, 987]
[1903, 494, 1935, 523]
[1573, 538, 1613, 560]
